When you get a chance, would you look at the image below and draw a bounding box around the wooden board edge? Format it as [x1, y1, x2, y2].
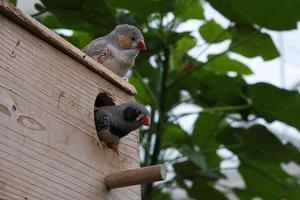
[0, 0, 137, 95]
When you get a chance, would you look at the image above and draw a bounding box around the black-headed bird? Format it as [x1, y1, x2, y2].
[94, 102, 150, 154]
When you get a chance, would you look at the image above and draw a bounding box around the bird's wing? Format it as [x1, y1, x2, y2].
[94, 110, 111, 133]
[82, 37, 107, 56]
[82, 38, 114, 64]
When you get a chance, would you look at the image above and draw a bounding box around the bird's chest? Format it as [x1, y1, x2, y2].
[104, 46, 132, 76]
[98, 129, 120, 147]
[104, 56, 131, 76]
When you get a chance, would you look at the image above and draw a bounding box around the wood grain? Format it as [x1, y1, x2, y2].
[0, 0, 136, 95]
[105, 165, 167, 190]
[0, 12, 141, 200]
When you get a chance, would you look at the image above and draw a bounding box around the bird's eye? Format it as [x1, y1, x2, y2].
[131, 37, 136, 41]
[137, 110, 141, 115]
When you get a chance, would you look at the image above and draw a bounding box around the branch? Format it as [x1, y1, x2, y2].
[169, 111, 200, 121]
[202, 104, 251, 113]
[143, 105, 156, 166]
[240, 155, 286, 186]
[145, 46, 171, 196]
[151, 47, 170, 165]
[170, 103, 252, 121]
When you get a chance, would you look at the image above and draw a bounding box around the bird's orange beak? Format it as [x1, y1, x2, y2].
[137, 40, 146, 50]
[140, 115, 150, 126]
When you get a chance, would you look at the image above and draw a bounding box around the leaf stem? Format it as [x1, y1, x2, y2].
[151, 47, 170, 165]
[170, 103, 252, 121]
[203, 104, 251, 113]
[195, 22, 234, 59]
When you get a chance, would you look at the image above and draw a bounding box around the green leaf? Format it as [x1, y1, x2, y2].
[174, 160, 202, 179]
[167, 31, 192, 47]
[218, 125, 300, 199]
[34, 3, 44, 11]
[249, 82, 300, 131]
[129, 75, 152, 105]
[205, 54, 252, 75]
[161, 123, 187, 148]
[63, 30, 93, 48]
[10, 0, 17, 6]
[174, 160, 225, 181]
[180, 71, 249, 107]
[199, 19, 231, 43]
[194, 73, 248, 107]
[188, 179, 227, 200]
[207, 0, 300, 30]
[192, 113, 227, 168]
[176, 0, 204, 20]
[236, 161, 300, 200]
[229, 25, 280, 61]
[40, 0, 116, 36]
[147, 190, 172, 200]
[218, 125, 300, 164]
[107, 0, 175, 17]
[180, 145, 206, 170]
[131, 61, 160, 107]
[171, 36, 197, 72]
[177, 36, 197, 49]
[42, 15, 62, 28]
[192, 113, 222, 148]
[174, 161, 227, 199]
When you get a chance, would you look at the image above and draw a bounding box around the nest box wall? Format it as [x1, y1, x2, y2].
[0, 1, 140, 199]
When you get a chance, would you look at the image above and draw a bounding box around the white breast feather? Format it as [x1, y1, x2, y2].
[103, 44, 132, 76]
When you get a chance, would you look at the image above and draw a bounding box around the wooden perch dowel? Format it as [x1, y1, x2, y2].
[104, 164, 167, 190]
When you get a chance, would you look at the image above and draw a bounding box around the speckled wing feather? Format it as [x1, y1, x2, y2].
[94, 107, 128, 140]
[82, 37, 114, 64]
[94, 47, 113, 64]
[94, 109, 111, 133]
[94, 108, 120, 148]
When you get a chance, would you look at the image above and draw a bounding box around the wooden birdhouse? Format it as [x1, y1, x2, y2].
[0, 1, 166, 199]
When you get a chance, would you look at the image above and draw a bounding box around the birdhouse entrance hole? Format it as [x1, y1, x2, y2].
[94, 92, 115, 131]
[94, 92, 115, 107]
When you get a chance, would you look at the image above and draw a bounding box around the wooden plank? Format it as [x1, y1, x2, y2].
[0, 12, 141, 200]
[0, 0, 136, 95]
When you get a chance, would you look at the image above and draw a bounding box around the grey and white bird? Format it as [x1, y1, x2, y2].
[82, 24, 146, 77]
[94, 102, 150, 154]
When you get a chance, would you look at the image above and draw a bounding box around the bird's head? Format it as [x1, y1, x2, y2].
[123, 102, 150, 126]
[114, 24, 146, 51]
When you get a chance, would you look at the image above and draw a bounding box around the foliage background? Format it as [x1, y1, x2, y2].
[14, 0, 300, 199]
